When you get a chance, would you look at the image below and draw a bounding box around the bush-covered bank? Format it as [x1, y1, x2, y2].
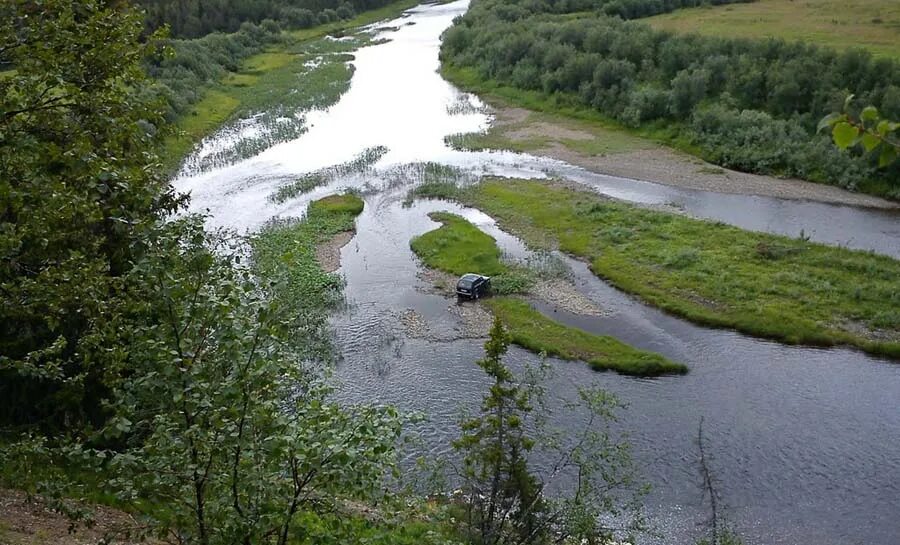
[440, 0, 900, 197]
[137, 0, 403, 39]
[457, 178, 900, 358]
[409, 212, 683, 375]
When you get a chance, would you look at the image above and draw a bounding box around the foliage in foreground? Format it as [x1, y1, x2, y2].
[462, 179, 900, 357]
[453, 318, 648, 545]
[0, 0, 180, 431]
[110, 219, 404, 545]
[821, 96, 899, 167]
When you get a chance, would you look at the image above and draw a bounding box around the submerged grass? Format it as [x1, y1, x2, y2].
[271, 146, 388, 203]
[485, 297, 686, 376]
[409, 211, 682, 375]
[460, 179, 900, 358]
[161, 0, 420, 172]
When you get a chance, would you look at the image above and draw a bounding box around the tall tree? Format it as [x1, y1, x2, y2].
[454, 318, 647, 545]
[0, 0, 180, 430]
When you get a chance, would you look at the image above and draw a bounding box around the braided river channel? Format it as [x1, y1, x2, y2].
[174, 2, 900, 543]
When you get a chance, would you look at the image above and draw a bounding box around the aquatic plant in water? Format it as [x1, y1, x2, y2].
[270, 145, 389, 203]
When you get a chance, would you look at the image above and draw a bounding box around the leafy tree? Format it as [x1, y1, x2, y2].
[820, 95, 900, 167]
[105, 219, 404, 545]
[453, 318, 646, 545]
[0, 0, 180, 430]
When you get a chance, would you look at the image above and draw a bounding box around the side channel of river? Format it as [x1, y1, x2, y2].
[174, 2, 900, 544]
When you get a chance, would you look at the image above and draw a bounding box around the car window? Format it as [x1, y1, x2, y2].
[459, 279, 473, 288]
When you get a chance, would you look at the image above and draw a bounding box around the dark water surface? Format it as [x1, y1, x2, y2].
[174, 2, 900, 543]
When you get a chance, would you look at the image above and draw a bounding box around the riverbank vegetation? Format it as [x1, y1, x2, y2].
[253, 193, 365, 323]
[458, 178, 900, 358]
[485, 298, 687, 375]
[440, 0, 900, 198]
[409, 213, 684, 375]
[137, 0, 401, 38]
[153, 0, 419, 170]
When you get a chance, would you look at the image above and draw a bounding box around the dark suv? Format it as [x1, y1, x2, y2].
[456, 273, 491, 300]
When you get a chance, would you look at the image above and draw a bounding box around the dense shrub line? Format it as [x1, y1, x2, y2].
[136, 0, 395, 38]
[146, 22, 283, 122]
[441, 0, 900, 194]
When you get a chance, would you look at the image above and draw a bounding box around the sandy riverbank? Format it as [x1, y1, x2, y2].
[482, 104, 899, 210]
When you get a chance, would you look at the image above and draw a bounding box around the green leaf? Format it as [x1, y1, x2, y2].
[832, 122, 859, 149]
[843, 93, 856, 111]
[860, 106, 879, 123]
[817, 113, 842, 133]
[878, 145, 898, 168]
[860, 133, 881, 153]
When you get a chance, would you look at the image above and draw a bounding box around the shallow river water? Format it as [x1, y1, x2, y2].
[174, 2, 900, 544]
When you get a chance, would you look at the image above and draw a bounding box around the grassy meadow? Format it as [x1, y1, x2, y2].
[410, 212, 507, 276]
[408, 211, 684, 375]
[462, 179, 900, 358]
[646, 0, 900, 58]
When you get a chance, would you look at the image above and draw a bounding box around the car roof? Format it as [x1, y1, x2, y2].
[460, 273, 482, 281]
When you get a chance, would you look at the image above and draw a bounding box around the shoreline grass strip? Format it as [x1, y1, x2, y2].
[485, 297, 686, 376]
[461, 178, 900, 359]
[409, 210, 684, 376]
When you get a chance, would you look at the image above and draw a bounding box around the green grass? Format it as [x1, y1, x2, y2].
[271, 146, 388, 203]
[460, 178, 900, 358]
[408, 211, 681, 375]
[485, 297, 686, 376]
[161, 90, 240, 170]
[410, 212, 507, 276]
[646, 0, 900, 59]
[253, 193, 364, 312]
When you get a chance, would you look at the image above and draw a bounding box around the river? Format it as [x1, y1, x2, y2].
[173, 2, 900, 544]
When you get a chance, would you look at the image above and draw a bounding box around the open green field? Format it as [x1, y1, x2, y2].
[461, 179, 900, 358]
[646, 0, 900, 58]
[408, 211, 683, 375]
